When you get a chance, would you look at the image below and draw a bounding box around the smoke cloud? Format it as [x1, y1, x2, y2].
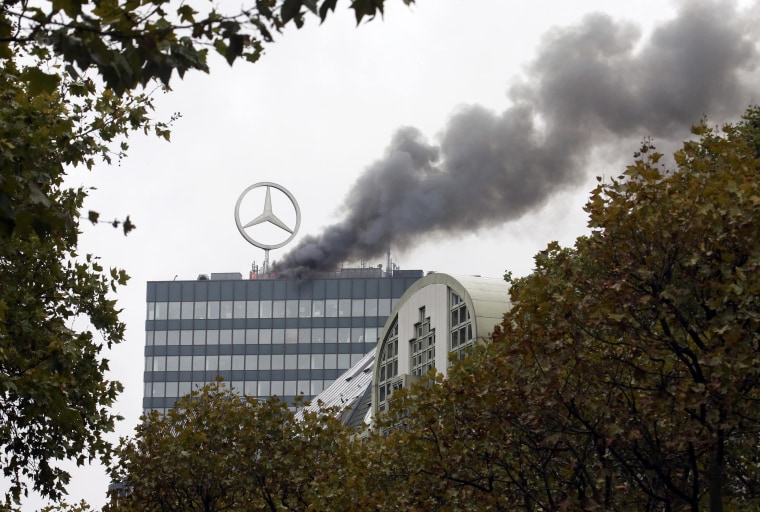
[277, 0, 759, 273]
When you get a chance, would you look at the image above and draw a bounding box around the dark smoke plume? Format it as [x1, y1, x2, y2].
[277, 0, 759, 273]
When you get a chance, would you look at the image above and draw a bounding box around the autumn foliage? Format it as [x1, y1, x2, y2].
[109, 108, 760, 511]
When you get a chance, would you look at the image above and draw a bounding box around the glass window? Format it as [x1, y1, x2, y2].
[271, 355, 284, 370]
[180, 330, 193, 345]
[324, 354, 337, 369]
[351, 327, 364, 343]
[233, 301, 246, 318]
[207, 330, 219, 345]
[351, 299, 365, 317]
[166, 356, 179, 372]
[298, 354, 310, 369]
[259, 301, 272, 318]
[219, 330, 232, 345]
[145, 331, 154, 347]
[311, 328, 324, 343]
[168, 302, 180, 319]
[194, 301, 207, 319]
[325, 328, 337, 343]
[154, 330, 167, 345]
[351, 354, 363, 365]
[179, 356, 192, 371]
[325, 299, 338, 317]
[181, 302, 194, 319]
[207, 301, 220, 319]
[152, 382, 165, 397]
[297, 381, 309, 396]
[146, 302, 155, 321]
[152, 356, 165, 371]
[338, 299, 351, 317]
[165, 381, 178, 398]
[246, 300, 259, 318]
[244, 381, 256, 396]
[338, 354, 351, 369]
[167, 331, 180, 345]
[145, 356, 153, 371]
[193, 355, 205, 371]
[245, 355, 257, 370]
[338, 328, 350, 343]
[284, 381, 296, 396]
[179, 381, 192, 397]
[259, 330, 271, 344]
[299, 300, 311, 318]
[258, 355, 271, 370]
[220, 301, 233, 319]
[272, 329, 284, 344]
[286, 300, 299, 318]
[310, 380, 323, 395]
[246, 329, 258, 344]
[257, 381, 271, 397]
[365, 327, 378, 345]
[193, 330, 206, 345]
[271, 380, 283, 396]
[285, 354, 297, 369]
[272, 300, 285, 318]
[285, 329, 298, 344]
[206, 355, 218, 371]
[155, 302, 168, 320]
[311, 354, 324, 369]
[312, 300, 325, 318]
[365, 298, 378, 316]
[298, 329, 310, 343]
[233, 329, 245, 344]
[378, 299, 391, 316]
[219, 355, 232, 371]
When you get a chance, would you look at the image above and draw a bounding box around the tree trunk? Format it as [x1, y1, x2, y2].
[708, 430, 724, 512]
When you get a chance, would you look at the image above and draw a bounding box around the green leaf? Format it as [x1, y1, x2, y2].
[281, 0, 303, 24]
[22, 68, 61, 95]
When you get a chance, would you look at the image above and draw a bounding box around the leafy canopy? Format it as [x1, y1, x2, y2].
[363, 106, 760, 512]
[0, 0, 415, 95]
[109, 381, 354, 512]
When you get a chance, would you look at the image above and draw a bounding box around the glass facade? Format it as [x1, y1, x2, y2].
[450, 290, 473, 360]
[143, 270, 423, 413]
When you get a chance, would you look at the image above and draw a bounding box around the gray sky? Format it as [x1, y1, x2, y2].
[22, 0, 760, 508]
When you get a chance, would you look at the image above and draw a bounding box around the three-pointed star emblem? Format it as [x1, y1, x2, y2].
[242, 186, 294, 234]
[234, 182, 301, 251]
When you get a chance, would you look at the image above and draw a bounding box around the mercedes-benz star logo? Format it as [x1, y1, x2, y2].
[234, 182, 301, 250]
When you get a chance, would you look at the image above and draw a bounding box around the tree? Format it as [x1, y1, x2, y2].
[497, 107, 760, 511]
[0, 0, 413, 503]
[0, 58, 162, 503]
[0, 0, 415, 95]
[109, 381, 354, 512]
[362, 106, 760, 511]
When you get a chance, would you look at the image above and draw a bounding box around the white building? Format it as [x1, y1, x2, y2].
[302, 273, 510, 426]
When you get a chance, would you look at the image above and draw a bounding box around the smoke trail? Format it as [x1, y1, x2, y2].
[277, 0, 758, 273]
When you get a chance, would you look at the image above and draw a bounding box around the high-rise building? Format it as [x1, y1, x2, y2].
[143, 268, 423, 413]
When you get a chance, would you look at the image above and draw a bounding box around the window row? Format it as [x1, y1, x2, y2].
[146, 379, 333, 400]
[146, 327, 380, 346]
[146, 352, 360, 372]
[147, 298, 396, 320]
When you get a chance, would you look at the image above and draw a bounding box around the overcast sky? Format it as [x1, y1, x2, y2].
[22, 0, 760, 508]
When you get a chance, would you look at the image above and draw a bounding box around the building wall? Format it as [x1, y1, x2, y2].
[372, 273, 510, 416]
[143, 271, 422, 413]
